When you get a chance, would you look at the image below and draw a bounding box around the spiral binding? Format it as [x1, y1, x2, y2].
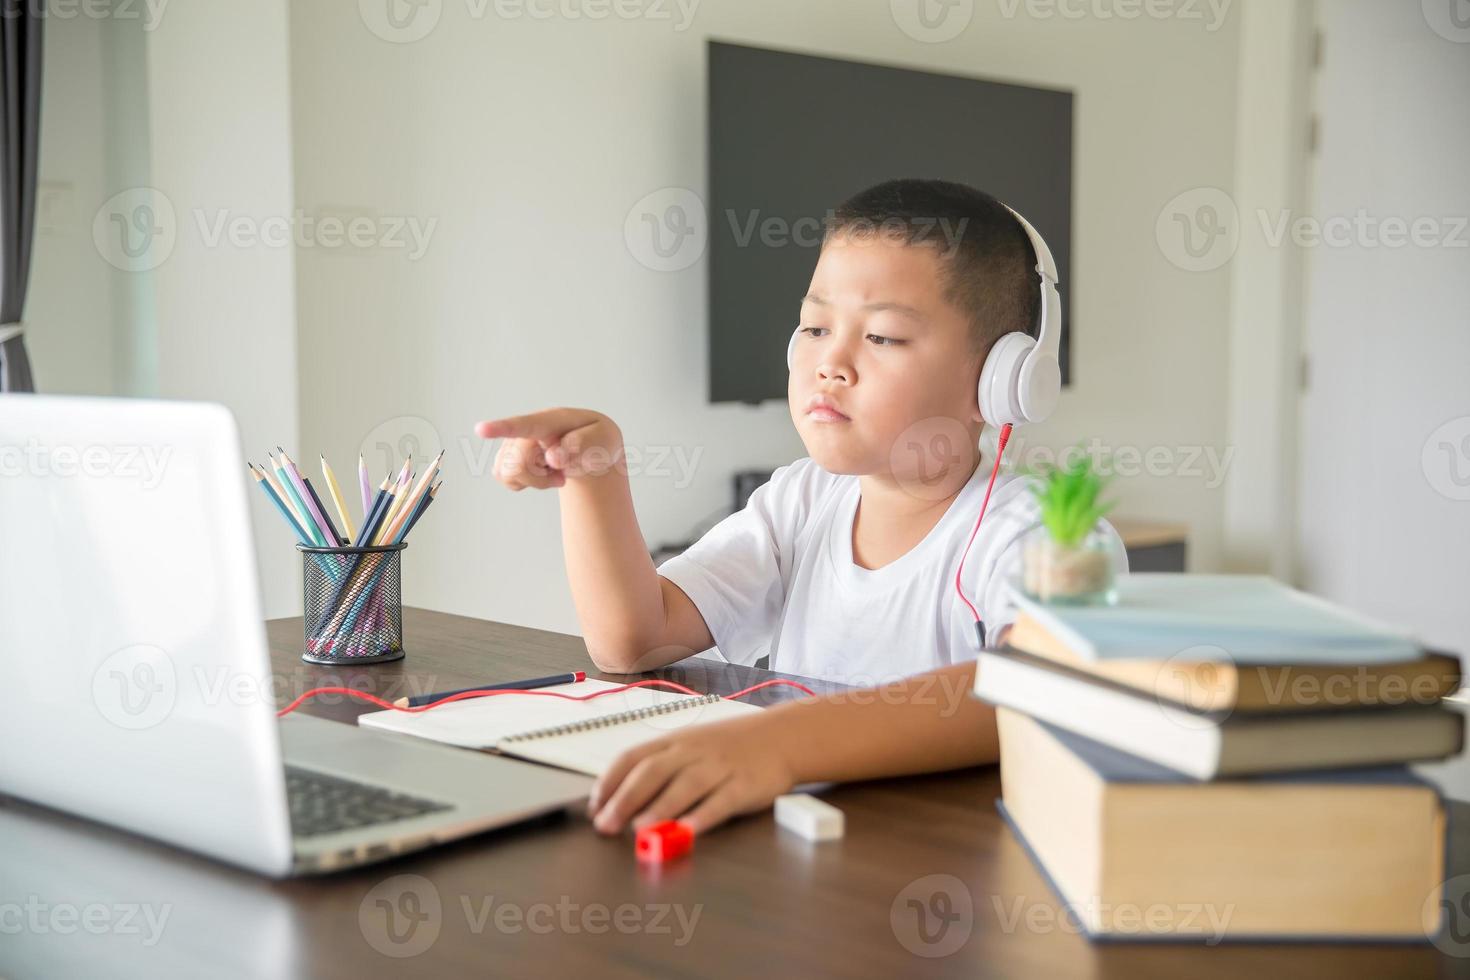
[500, 693, 724, 743]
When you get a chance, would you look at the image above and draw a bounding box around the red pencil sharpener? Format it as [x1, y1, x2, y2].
[635, 820, 695, 864]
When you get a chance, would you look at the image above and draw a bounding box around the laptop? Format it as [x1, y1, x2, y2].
[0, 394, 592, 877]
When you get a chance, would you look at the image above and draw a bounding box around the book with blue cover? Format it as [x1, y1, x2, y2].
[1011, 573, 1423, 664]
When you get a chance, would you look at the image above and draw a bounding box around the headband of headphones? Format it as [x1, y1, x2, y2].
[979, 203, 1062, 426]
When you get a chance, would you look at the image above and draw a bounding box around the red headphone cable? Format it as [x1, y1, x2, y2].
[953, 422, 1014, 650]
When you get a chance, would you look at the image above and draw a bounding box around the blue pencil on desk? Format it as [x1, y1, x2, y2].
[393, 671, 585, 708]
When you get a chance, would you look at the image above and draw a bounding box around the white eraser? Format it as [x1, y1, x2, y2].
[775, 793, 844, 841]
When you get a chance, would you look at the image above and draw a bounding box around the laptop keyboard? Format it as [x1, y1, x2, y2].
[285, 766, 454, 838]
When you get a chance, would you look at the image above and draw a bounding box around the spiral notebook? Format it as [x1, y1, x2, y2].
[356, 678, 763, 777]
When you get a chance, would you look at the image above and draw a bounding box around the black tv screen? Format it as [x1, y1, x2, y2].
[708, 41, 1074, 404]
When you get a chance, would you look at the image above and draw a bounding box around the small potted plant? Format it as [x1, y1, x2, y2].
[1020, 452, 1121, 605]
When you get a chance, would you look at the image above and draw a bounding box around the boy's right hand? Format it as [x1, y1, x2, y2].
[475, 408, 625, 490]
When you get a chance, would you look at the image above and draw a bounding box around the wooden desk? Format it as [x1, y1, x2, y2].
[1, 608, 1461, 978]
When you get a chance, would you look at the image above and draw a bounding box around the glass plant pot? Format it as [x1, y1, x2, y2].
[1019, 524, 1121, 606]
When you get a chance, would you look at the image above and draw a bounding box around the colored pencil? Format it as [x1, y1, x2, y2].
[256, 461, 313, 542]
[302, 477, 345, 545]
[249, 445, 444, 656]
[354, 475, 394, 548]
[271, 452, 326, 546]
[249, 464, 310, 544]
[380, 451, 442, 544]
[373, 459, 416, 545]
[326, 482, 440, 643]
[358, 454, 372, 519]
[393, 670, 585, 708]
[277, 449, 337, 546]
[397, 480, 439, 541]
[321, 455, 357, 541]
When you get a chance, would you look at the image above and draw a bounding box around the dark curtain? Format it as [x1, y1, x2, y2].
[0, 0, 42, 393]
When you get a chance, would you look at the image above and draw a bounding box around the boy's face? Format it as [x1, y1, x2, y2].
[790, 232, 985, 479]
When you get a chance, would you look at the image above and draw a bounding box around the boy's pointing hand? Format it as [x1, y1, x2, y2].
[475, 408, 625, 489]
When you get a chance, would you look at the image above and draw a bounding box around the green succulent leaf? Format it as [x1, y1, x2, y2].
[1023, 446, 1118, 548]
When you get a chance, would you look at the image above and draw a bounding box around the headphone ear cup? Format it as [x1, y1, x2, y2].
[787, 330, 799, 371]
[1017, 349, 1061, 424]
[978, 332, 1035, 427]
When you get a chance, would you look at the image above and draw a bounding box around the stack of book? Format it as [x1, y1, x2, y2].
[975, 574, 1463, 943]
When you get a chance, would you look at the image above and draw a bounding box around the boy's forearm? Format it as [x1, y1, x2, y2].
[765, 662, 997, 784]
[558, 471, 666, 668]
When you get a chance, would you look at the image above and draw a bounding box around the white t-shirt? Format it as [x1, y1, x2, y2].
[656, 456, 1128, 685]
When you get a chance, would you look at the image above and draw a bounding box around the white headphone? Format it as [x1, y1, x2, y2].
[787, 203, 1062, 428]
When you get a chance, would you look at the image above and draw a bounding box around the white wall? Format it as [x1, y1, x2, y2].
[1220, 0, 1313, 580]
[28, 5, 302, 617]
[143, 0, 302, 616]
[288, 0, 1243, 636]
[1295, 0, 1470, 658]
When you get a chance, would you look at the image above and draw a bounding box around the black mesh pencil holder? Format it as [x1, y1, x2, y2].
[298, 542, 407, 665]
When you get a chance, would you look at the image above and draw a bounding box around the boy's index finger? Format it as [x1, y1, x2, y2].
[475, 408, 595, 443]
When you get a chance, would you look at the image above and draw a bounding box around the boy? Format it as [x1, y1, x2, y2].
[476, 179, 1126, 834]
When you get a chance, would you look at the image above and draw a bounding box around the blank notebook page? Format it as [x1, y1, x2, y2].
[496, 696, 763, 777]
[357, 678, 760, 757]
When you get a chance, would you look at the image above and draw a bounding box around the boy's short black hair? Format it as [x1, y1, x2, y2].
[823, 178, 1040, 360]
